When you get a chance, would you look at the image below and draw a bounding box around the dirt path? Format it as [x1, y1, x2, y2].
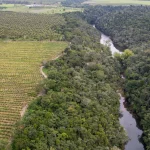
[20, 54, 62, 118]
[20, 104, 28, 117]
[40, 54, 62, 79]
[40, 66, 48, 78]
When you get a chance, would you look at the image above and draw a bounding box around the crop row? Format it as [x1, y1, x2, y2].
[0, 12, 65, 40]
[0, 41, 67, 146]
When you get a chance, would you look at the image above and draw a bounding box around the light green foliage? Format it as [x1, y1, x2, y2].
[121, 49, 134, 60]
[114, 49, 134, 62]
[114, 49, 134, 69]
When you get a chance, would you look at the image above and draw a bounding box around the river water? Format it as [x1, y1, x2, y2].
[100, 33, 122, 55]
[100, 32, 145, 150]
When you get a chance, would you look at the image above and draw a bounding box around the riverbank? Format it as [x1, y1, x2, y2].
[99, 28, 145, 150]
[12, 14, 126, 149]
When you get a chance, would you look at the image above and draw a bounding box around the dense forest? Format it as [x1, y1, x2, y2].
[0, 12, 65, 40]
[0, 4, 149, 150]
[11, 12, 127, 150]
[84, 6, 150, 149]
[84, 5, 150, 50]
[62, 0, 86, 6]
[125, 50, 150, 150]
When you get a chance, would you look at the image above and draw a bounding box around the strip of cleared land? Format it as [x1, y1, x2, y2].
[83, 0, 150, 5]
[0, 41, 67, 147]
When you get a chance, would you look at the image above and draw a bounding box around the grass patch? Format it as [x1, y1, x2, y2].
[0, 4, 15, 8]
[42, 67, 49, 75]
[0, 41, 67, 146]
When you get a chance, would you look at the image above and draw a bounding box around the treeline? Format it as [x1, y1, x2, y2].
[62, 0, 86, 7]
[0, 12, 65, 41]
[12, 12, 127, 150]
[84, 5, 150, 50]
[84, 6, 150, 149]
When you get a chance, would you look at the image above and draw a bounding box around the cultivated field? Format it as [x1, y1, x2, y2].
[0, 0, 65, 5]
[0, 41, 67, 148]
[83, 0, 150, 5]
[0, 12, 65, 40]
[0, 4, 83, 14]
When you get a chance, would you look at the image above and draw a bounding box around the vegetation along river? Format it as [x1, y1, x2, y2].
[100, 32, 145, 150]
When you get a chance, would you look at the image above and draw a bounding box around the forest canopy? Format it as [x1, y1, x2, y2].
[84, 5, 150, 50]
[1, 4, 149, 150]
[12, 12, 127, 150]
[84, 6, 150, 149]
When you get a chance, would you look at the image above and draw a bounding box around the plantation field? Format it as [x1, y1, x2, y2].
[0, 41, 67, 148]
[0, 4, 83, 14]
[0, 12, 65, 40]
[83, 0, 150, 5]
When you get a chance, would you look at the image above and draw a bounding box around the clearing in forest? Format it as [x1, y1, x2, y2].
[0, 41, 67, 147]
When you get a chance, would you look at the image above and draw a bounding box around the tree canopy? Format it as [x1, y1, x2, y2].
[84, 5, 150, 149]
[12, 12, 127, 150]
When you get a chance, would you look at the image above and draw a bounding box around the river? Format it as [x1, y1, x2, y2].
[100, 32, 145, 150]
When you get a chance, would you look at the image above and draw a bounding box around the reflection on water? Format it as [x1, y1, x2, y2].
[119, 95, 144, 150]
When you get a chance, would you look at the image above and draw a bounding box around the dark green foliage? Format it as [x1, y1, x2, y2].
[62, 0, 86, 7]
[84, 5, 150, 149]
[12, 13, 126, 150]
[84, 5, 150, 50]
[0, 6, 6, 9]
[125, 50, 150, 150]
[0, 12, 65, 40]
